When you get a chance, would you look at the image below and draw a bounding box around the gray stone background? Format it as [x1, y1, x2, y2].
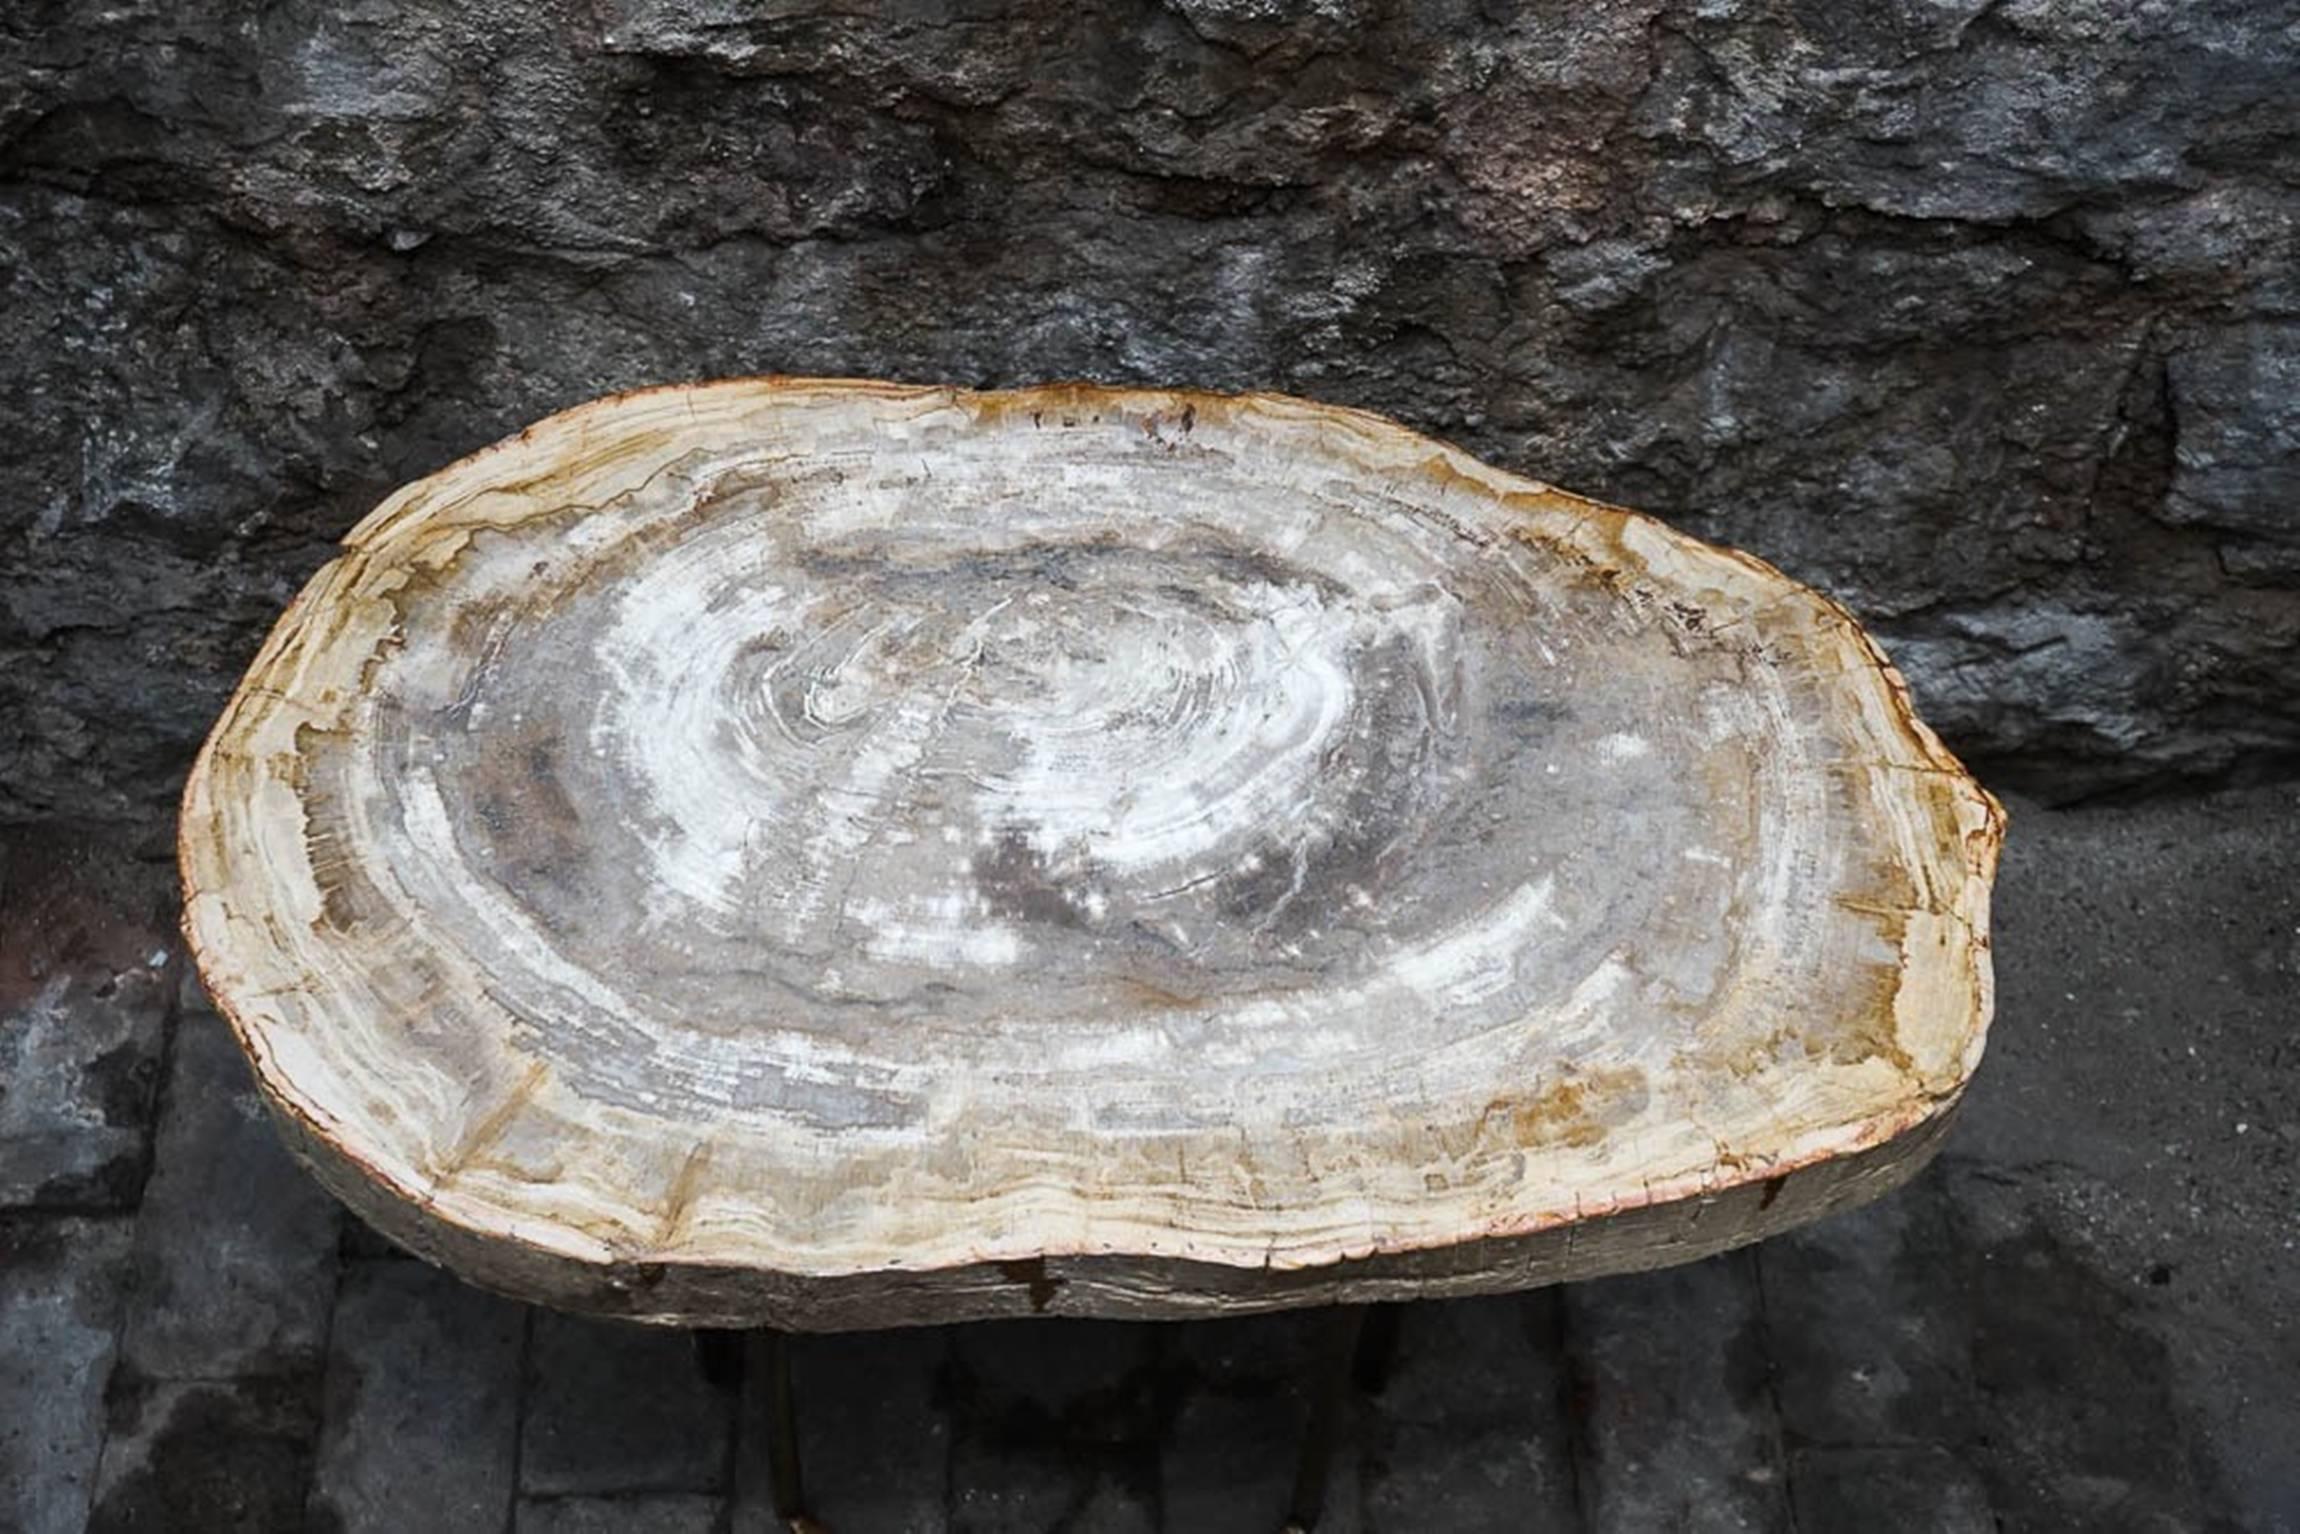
[4, 1, 2299, 1531]
[3, 0, 2299, 826]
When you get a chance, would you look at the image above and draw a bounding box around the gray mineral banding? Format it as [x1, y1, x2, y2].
[179, 380, 2002, 1328]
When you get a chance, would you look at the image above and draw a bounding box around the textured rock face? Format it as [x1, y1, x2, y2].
[3, 0, 2296, 827]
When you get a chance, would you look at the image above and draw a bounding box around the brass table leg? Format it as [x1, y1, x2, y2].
[762, 1328, 806, 1524]
[694, 1326, 745, 1390]
[1353, 1302, 1403, 1395]
[694, 1328, 810, 1528]
[1285, 1304, 1371, 1532]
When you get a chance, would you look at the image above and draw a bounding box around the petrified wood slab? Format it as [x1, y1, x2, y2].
[180, 380, 2002, 1330]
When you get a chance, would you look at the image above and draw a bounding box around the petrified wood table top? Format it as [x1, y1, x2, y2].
[180, 380, 2001, 1330]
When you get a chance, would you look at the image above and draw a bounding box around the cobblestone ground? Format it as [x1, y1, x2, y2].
[5, 788, 2296, 1533]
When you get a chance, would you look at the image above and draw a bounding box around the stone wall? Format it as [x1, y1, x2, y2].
[4, 0, 2295, 826]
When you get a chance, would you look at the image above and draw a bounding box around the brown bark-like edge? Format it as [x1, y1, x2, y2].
[256, 1066, 1959, 1331]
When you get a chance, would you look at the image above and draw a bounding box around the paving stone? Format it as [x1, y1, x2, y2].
[521, 1312, 732, 1496]
[949, 1473, 1156, 1534]
[117, 1002, 342, 1380]
[734, 1328, 951, 1533]
[310, 1259, 528, 1533]
[1789, 1445, 1994, 1532]
[88, 1377, 321, 1534]
[0, 1215, 134, 1534]
[1362, 1295, 1577, 1532]
[1957, 1217, 2215, 1529]
[946, 1319, 1159, 1533]
[1937, 787, 2300, 1527]
[516, 1492, 724, 1533]
[1564, 1250, 1793, 1533]
[0, 834, 173, 1212]
[1756, 1174, 1982, 1449]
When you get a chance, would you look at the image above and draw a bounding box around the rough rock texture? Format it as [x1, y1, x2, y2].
[3, 0, 2297, 829]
